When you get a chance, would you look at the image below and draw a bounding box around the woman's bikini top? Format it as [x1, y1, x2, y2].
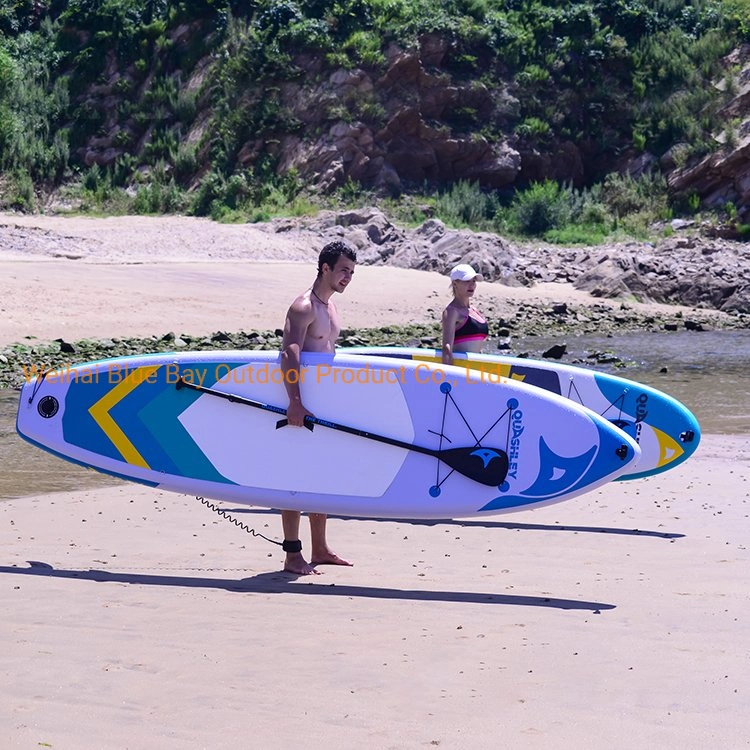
[454, 311, 489, 344]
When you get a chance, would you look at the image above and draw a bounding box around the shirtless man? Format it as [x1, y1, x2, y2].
[279, 240, 357, 575]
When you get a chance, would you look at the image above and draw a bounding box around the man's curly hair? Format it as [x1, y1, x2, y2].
[317, 240, 357, 275]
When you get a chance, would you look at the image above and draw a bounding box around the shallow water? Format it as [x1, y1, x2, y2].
[2, 329, 748, 499]
[511, 328, 750, 436]
[1, 388, 123, 500]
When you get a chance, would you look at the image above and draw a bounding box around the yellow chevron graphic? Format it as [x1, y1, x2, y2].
[88, 365, 160, 468]
[653, 425, 684, 468]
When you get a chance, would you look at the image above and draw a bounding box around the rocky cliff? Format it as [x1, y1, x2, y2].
[270, 207, 750, 317]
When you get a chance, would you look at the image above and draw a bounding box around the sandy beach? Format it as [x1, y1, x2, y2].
[1, 213, 749, 749]
[0, 212, 709, 346]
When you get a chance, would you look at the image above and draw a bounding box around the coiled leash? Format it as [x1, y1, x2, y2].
[195, 496, 283, 547]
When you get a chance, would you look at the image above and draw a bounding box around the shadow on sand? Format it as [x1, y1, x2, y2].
[0, 560, 614, 611]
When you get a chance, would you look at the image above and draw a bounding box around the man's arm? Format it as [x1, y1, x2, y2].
[281, 298, 315, 427]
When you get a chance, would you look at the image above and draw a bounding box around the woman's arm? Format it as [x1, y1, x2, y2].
[441, 306, 458, 365]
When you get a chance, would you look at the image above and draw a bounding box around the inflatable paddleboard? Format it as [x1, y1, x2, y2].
[347, 347, 699, 480]
[17, 351, 640, 518]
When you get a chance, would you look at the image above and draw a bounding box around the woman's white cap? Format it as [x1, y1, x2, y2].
[449, 263, 483, 281]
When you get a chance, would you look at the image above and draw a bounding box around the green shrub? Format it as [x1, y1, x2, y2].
[174, 89, 198, 123]
[617, 210, 659, 239]
[173, 142, 198, 185]
[601, 173, 668, 219]
[112, 129, 132, 147]
[344, 30, 385, 67]
[132, 180, 184, 214]
[190, 171, 225, 217]
[0, 169, 35, 211]
[578, 199, 610, 227]
[508, 180, 573, 235]
[434, 180, 498, 228]
[113, 77, 132, 94]
[544, 223, 610, 245]
[83, 164, 103, 192]
[515, 117, 552, 141]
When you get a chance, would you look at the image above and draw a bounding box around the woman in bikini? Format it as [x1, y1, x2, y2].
[441, 263, 489, 366]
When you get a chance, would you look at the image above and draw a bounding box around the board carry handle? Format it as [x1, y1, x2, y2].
[275, 417, 314, 432]
[176, 377, 509, 487]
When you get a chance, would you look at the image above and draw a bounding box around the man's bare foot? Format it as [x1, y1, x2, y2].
[283, 552, 321, 575]
[310, 550, 353, 566]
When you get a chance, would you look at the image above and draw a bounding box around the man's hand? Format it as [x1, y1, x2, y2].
[286, 397, 314, 427]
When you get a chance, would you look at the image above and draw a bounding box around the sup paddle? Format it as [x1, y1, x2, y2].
[176, 377, 508, 486]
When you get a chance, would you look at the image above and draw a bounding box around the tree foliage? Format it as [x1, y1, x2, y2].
[0, 0, 745, 217]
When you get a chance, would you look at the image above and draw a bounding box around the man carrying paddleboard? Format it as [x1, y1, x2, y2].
[279, 240, 358, 575]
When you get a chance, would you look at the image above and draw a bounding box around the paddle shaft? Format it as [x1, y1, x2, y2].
[176, 376, 510, 486]
[177, 377, 448, 459]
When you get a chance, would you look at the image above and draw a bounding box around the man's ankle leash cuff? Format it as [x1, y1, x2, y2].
[282, 539, 302, 554]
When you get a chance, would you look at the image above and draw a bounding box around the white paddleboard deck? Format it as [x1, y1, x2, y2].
[17, 351, 640, 518]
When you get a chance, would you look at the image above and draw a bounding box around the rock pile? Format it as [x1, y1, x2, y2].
[273, 208, 750, 316]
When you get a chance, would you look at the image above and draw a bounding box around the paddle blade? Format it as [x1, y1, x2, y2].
[439, 446, 509, 486]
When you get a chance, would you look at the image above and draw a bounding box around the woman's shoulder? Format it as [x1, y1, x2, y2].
[442, 301, 463, 321]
